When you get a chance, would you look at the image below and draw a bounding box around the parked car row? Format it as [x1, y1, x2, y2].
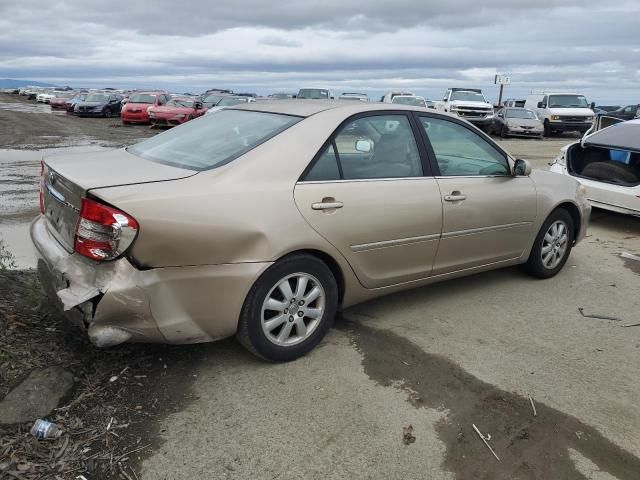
[6, 86, 638, 140]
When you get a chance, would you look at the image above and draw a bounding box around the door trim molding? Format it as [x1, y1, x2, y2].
[351, 234, 440, 252]
[442, 221, 532, 239]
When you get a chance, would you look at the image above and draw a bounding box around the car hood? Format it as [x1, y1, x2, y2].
[77, 102, 106, 108]
[126, 102, 154, 109]
[506, 118, 542, 127]
[547, 107, 594, 116]
[152, 106, 193, 114]
[583, 120, 640, 152]
[45, 148, 198, 191]
[450, 100, 492, 108]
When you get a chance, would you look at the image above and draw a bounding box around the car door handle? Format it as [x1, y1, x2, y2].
[311, 199, 343, 210]
[443, 192, 467, 202]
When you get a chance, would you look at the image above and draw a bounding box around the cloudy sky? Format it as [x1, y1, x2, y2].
[0, 0, 638, 103]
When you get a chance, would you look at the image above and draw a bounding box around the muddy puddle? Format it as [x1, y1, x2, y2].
[0, 102, 67, 115]
[343, 320, 640, 480]
[0, 145, 113, 268]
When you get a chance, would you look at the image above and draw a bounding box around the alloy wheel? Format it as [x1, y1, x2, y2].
[541, 220, 568, 269]
[261, 273, 325, 347]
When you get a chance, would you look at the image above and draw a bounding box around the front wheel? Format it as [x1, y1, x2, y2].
[500, 125, 508, 138]
[103, 108, 112, 118]
[543, 121, 553, 137]
[522, 209, 574, 278]
[237, 254, 338, 361]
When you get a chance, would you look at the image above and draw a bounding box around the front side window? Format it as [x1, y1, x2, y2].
[303, 115, 422, 181]
[419, 117, 509, 176]
[128, 110, 300, 171]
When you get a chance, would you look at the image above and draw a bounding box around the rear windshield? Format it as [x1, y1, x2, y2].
[127, 110, 301, 171]
[298, 89, 329, 99]
[392, 96, 426, 107]
[129, 94, 157, 104]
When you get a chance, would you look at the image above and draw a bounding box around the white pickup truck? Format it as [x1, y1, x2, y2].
[435, 88, 494, 131]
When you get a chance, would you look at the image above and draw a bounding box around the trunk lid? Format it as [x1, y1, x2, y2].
[42, 148, 196, 251]
[582, 119, 640, 152]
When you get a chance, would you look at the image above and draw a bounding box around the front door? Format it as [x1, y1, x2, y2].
[294, 113, 443, 288]
[415, 114, 537, 274]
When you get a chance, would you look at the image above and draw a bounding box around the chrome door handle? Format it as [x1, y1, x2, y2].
[312, 200, 343, 210]
[443, 193, 467, 202]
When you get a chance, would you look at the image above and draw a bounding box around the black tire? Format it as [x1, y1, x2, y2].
[103, 108, 112, 118]
[237, 254, 338, 361]
[581, 161, 639, 184]
[500, 125, 508, 138]
[543, 121, 553, 137]
[522, 209, 574, 278]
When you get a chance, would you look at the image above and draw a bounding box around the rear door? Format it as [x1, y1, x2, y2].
[415, 114, 537, 274]
[294, 112, 443, 288]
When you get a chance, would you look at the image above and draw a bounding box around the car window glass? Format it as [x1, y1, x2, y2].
[304, 144, 341, 181]
[333, 115, 422, 179]
[419, 117, 509, 176]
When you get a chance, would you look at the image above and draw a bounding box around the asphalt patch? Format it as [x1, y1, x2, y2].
[341, 319, 640, 479]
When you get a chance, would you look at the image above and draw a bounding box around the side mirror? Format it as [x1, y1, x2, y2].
[513, 159, 532, 176]
[195, 102, 203, 109]
[590, 102, 595, 110]
[355, 139, 372, 153]
[537, 101, 545, 108]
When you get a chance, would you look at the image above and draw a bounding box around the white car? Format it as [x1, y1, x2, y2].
[205, 96, 254, 115]
[434, 88, 494, 132]
[550, 118, 640, 216]
[391, 95, 427, 108]
[36, 92, 56, 103]
[381, 91, 415, 103]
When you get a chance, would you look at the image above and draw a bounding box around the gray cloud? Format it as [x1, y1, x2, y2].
[0, 0, 638, 103]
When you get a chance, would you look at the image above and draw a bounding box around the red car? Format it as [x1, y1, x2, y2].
[147, 97, 205, 127]
[50, 93, 75, 109]
[121, 92, 170, 124]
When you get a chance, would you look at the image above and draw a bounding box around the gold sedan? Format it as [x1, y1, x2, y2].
[32, 101, 591, 361]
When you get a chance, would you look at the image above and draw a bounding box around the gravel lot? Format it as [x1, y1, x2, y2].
[0, 93, 639, 479]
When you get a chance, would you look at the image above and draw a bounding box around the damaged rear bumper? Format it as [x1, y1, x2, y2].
[30, 216, 271, 348]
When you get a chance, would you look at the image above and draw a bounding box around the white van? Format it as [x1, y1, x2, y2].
[381, 91, 415, 103]
[525, 92, 595, 137]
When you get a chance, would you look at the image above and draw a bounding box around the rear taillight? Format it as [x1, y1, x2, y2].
[39, 161, 45, 214]
[74, 198, 139, 261]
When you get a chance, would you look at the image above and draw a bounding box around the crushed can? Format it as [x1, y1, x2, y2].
[30, 419, 62, 439]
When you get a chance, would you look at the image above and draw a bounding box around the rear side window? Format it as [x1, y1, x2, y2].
[128, 110, 301, 171]
[303, 114, 422, 181]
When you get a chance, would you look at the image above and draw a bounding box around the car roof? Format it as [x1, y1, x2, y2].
[230, 99, 429, 118]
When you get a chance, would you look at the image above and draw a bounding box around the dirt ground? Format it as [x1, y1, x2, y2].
[0, 92, 639, 480]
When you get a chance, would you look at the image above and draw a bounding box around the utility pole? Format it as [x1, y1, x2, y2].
[497, 83, 504, 107]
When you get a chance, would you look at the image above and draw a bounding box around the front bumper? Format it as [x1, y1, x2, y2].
[75, 110, 105, 117]
[548, 121, 592, 132]
[121, 111, 150, 123]
[505, 128, 543, 138]
[31, 216, 270, 347]
[459, 116, 494, 127]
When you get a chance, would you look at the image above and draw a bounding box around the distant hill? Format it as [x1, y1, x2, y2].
[0, 79, 57, 88]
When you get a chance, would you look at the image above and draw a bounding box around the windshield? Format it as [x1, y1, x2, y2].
[167, 99, 195, 108]
[298, 89, 329, 99]
[128, 94, 157, 104]
[450, 91, 486, 102]
[84, 94, 108, 102]
[506, 108, 537, 119]
[548, 95, 589, 108]
[203, 95, 223, 105]
[392, 96, 426, 107]
[128, 110, 300, 170]
[217, 97, 248, 106]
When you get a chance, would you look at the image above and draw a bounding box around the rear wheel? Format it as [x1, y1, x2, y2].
[522, 209, 574, 278]
[237, 254, 338, 361]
